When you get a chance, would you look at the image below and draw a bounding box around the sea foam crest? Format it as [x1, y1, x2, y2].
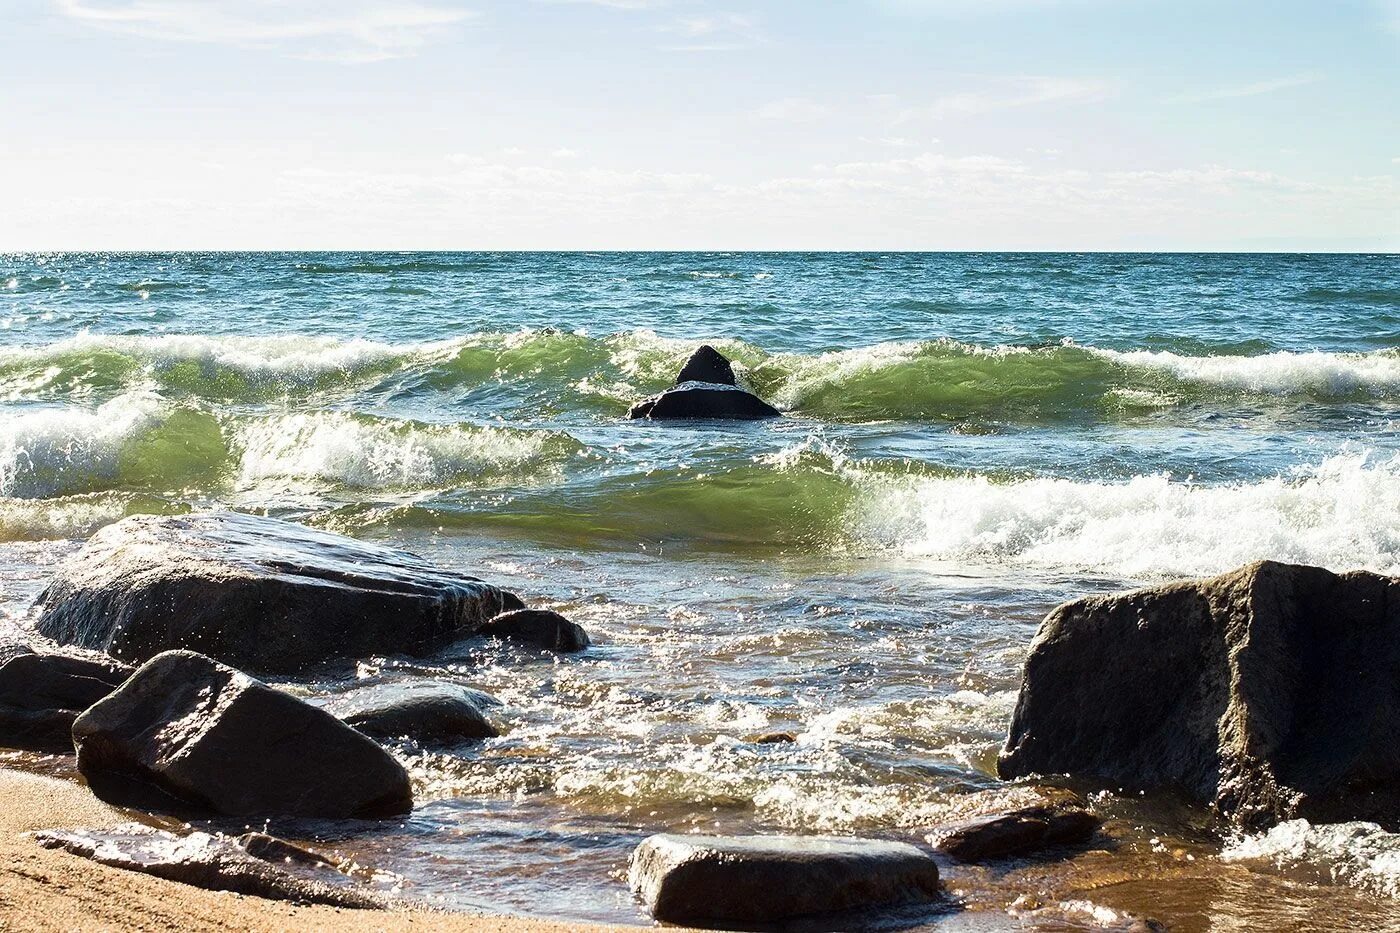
[1094, 347, 1400, 395]
[234, 412, 570, 491]
[1223, 819, 1400, 900]
[851, 449, 1400, 578]
[0, 392, 169, 498]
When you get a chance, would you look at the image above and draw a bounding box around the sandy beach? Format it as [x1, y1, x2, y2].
[0, 768, 635, 932]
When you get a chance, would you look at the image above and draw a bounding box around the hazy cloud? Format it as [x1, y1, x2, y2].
[1172, 72, 1322, 102]
[52, 0, 473, 62]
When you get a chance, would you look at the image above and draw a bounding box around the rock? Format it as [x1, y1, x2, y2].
[0, 652, 132, 753]
[33, 824, 383, 909]
[478, 609, 590, 652]
[748, 730, 798, 744]
[675, 345, 737, 387]
[629, 834, 940, 926]
[72, 650, 412, 818]
[927, 805, 1100, 862]
[327, 681, 499, 744]
[628, 383, 782, 421]
[0, 639, 34, 666]
[999, 560, 1400, 830]
[628, 345, 781, 420]
[35, 511, 524, 674]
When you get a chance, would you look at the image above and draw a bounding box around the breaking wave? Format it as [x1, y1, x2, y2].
[2, 331, 1397, 421]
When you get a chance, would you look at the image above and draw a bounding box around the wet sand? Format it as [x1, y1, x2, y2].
[0, 768, 638, 932]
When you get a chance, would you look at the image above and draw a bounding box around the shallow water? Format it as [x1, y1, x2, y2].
[2, 252, 1399, 929]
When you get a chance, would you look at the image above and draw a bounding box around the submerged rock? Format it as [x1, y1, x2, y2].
[73, 650, 412, 818]
[35, 511, 523, 674]
[33, 824, 383, 909]
[629, 833, 940, 926]
[999, 560, 1400, 830]
[327, 681, 499, 744]
[927, 804, 1100, 862]
[628, 346, 780, 421]
[478, 608, 590, 652]
[0, 652, 132, 753]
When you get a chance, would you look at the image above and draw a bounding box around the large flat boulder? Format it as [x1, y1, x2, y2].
[33, 824, 384, 909]
[35, 512, 523, 674]
[0, 652, 132, 753]
[999, 560, 1400, 830]
[73, 650, 412, 818]
[629, 834, 940, 926]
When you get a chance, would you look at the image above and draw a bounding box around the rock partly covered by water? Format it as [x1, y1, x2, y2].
[33, 824, 384, 909]
[327, 681, 500, 744]
[0, 651, 132, 753]
[73, 650, 412, 818]
[478, 608, 590, 652]
[628, 345, 781, 420]
[35, 512, 524, 674]
[927, 801, 1100, 863]
[629, 833, 940, 926]
[1000, 560, 1400, 830]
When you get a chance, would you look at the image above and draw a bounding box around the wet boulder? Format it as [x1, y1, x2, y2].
[478, 608, 590, 652]
[999, 560, 1400, 830]
[927, 804, 1099, 862]
[674, 344, 738, 386]
[628, 346, 780, 420]
[35, 511, 523, 674]
[327, 681, 499, 744]
[0, 652, 132, 753]
[33, 824, 383, 908]
[73, 650, 412, 818]
[629, 834, 940, 926]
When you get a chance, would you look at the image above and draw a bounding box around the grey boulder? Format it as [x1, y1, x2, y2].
[73, 650, 412, 818]
[629, 834, 940, 926]
[478, 609, 590, 652]
[0, 652, 132, 753]
[327, 681, 500, 744]
[1000, 559, 1400, 830]
[35, 511, 523, 674]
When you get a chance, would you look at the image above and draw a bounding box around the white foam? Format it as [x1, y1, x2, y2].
[1223, 819, 1400, 899]
[233, 412, 563, 491]
[852, 449, 1400, 578]
[0, 393, 167, 498]
[1096, 347, 1400, 395]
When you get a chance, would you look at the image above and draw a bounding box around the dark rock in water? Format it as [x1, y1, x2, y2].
[748, 730, 798, 744]
[675, 344, 738, 387]
[927, 805, 1100, 862]
[628, 345, 780, 420]
[478, 609, 590, 652]
[73, 650, 412, 818]
[33, 824, 384, 909]
[327, 681, 499, 743]
[0, 639, 34, 666]
[0, 652, 132, 753]
[628, 383, 782, 420]
[629, 833, 940, 926]
[999, 560, 1400, 830]
[34, 511, 524, 674]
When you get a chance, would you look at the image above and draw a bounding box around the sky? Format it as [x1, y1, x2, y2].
[1, 0, 1397, 250]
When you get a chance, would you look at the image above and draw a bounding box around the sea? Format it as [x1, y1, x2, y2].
[1, 251, 1399, 930]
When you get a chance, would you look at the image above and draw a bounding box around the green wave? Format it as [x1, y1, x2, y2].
[2, 332, 1397, 422]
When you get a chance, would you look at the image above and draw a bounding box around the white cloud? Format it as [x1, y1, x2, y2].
[52, 0, 473, 63]
[551, 147, 580, 159]
[1172, 72, 1322, 102]
[753, 97, 829, 122]
[658, 12, 764, 51]
[897, 76, 1110, 121]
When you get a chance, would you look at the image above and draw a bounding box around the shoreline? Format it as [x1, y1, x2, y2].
[0, 766, 640, 932]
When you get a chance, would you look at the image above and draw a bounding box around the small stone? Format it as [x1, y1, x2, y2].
[478, 609, 590, 653]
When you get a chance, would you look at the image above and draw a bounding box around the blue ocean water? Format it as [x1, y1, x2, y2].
[2, 251, 1400, 926]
